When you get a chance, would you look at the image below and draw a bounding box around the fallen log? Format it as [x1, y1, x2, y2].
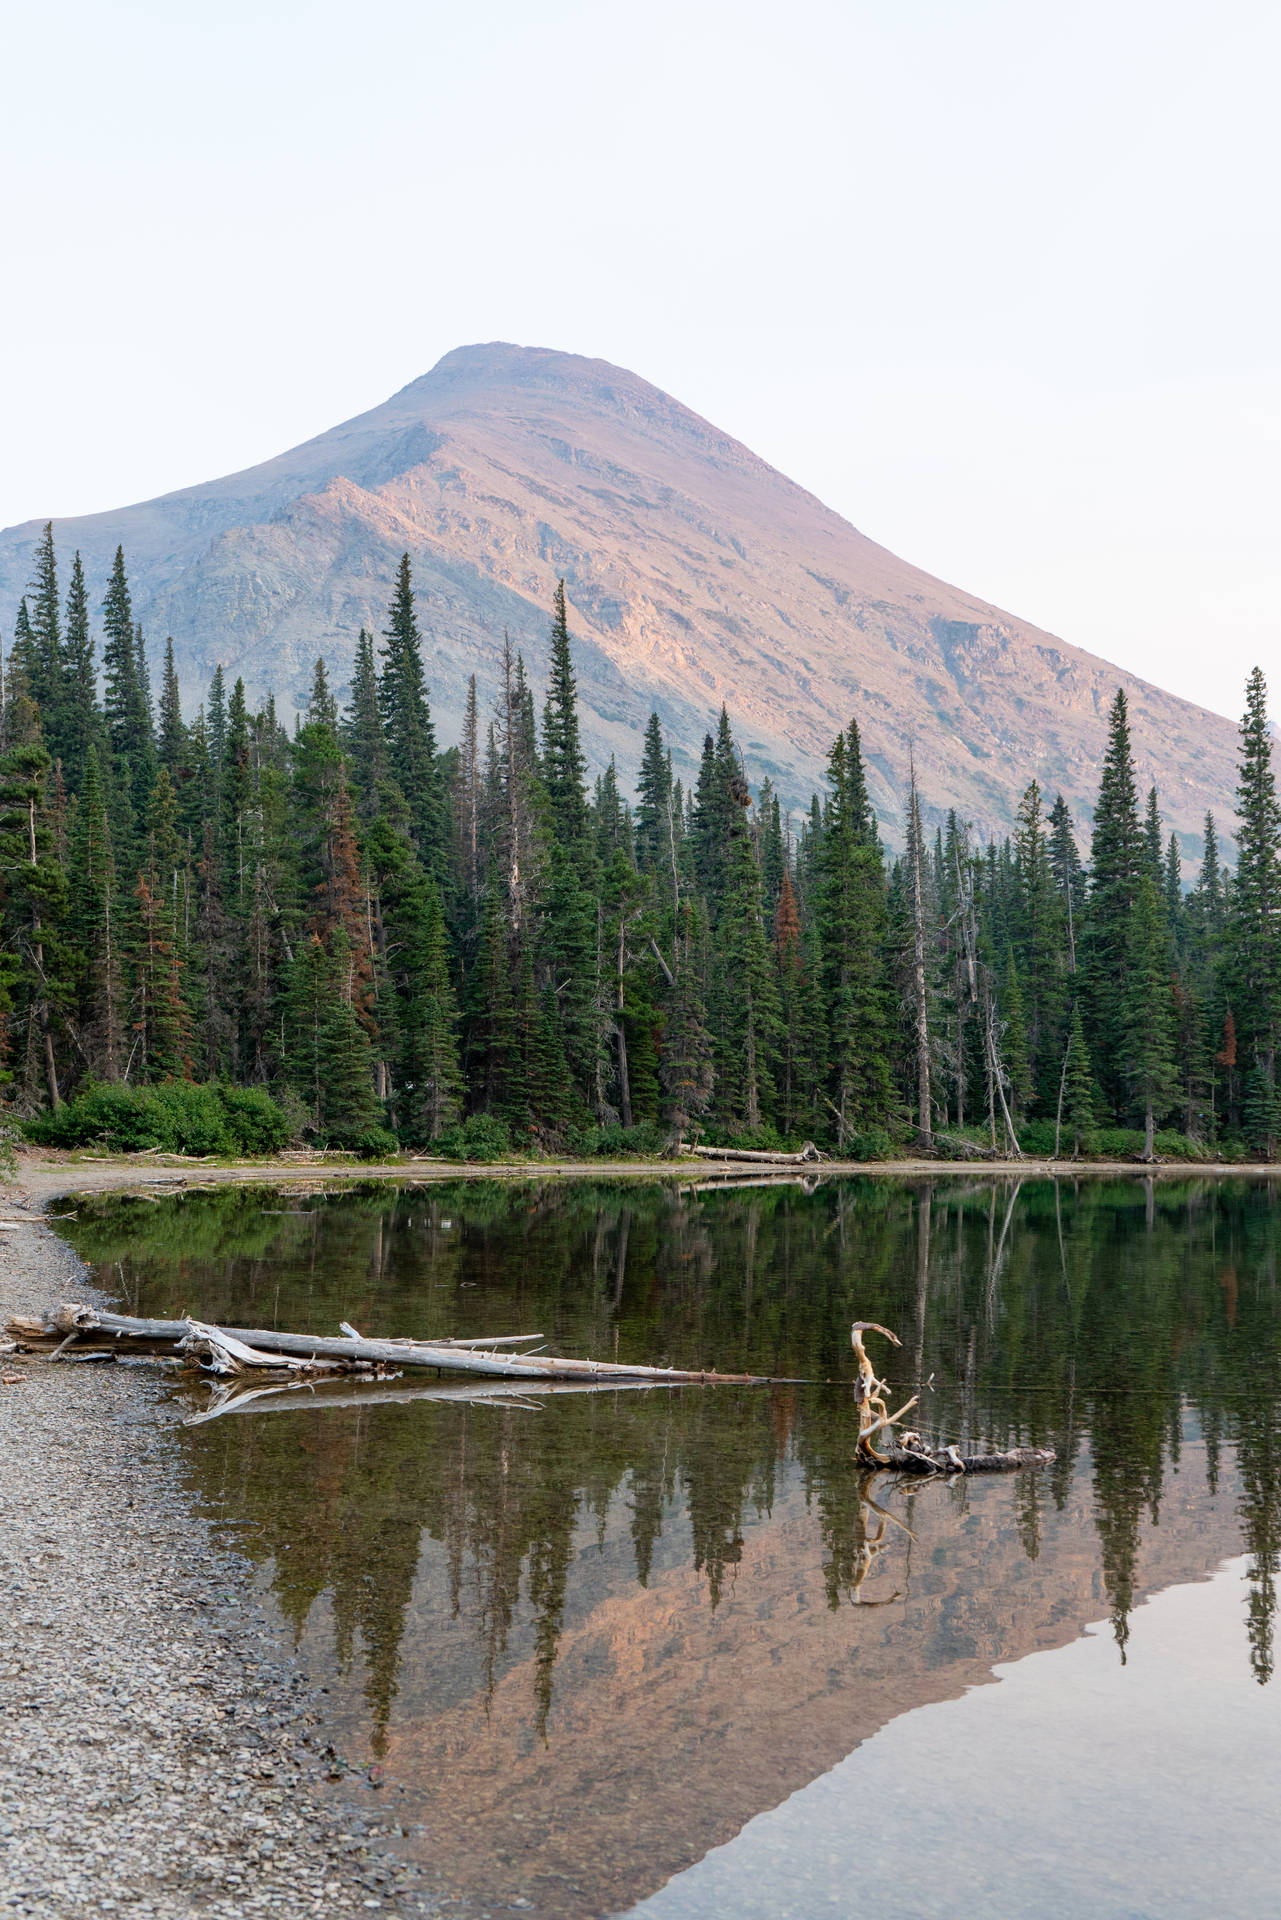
[7, 1305, 780, 1385]
[677, 1142, 826, 1166]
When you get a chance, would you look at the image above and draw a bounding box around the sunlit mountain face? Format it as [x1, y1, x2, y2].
[0, 344, 1241, 846]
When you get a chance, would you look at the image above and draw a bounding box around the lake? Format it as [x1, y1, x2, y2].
[61, 1173, 1281, 1917]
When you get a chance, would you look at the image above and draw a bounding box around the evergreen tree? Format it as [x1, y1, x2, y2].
[66, 745, 123, 1083]
[62, 552, 100, 780]
[1229, 667, 1281, 1155]
[343, 629, 388, 825]
[1122, 872, 1179, 1159]
[634, 712, 671, 875]
[815, 722, 891, 1144]
[24, 524, 66, 753]
[285, 928, 381, 1144]
[0, 743, 69, 1107]
[659, 904, 714, 1137]
[1062, 1004, 1096, 1155]
[394, 875, 463, 1143]
[1082, 690, 1143, 1115]
[379, 555, 447, 869]
[157, 638, 187, 779]
[541, 581, 590, 850]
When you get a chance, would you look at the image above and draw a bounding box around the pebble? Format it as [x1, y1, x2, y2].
[0, 1212, 452, 1918]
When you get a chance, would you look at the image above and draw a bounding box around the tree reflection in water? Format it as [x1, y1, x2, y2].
[62, 1172, 1281, 1740]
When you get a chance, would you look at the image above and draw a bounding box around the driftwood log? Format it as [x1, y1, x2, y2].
[850, 1319, 1053, 1476]
[6, 1305, 780, 1386]
[677, 1142, 826, 1166]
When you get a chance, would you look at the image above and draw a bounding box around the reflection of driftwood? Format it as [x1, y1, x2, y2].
[183, 1374, 686, 1425]
[677, 1142, 826, 1166]
[850, 1319, 1053, 1476]
[8, 1305, 778, 1386]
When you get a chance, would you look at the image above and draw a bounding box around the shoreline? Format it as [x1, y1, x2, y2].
[5, 1148, 1276, 1212]
[0, 1197, 440, 1917]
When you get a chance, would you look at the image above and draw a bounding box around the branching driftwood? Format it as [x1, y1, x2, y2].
[850, 1320, 1054, 1475]
[6, 1304, 779, 1387]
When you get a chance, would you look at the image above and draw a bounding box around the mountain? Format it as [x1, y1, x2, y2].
[0, 343, 1241, 845]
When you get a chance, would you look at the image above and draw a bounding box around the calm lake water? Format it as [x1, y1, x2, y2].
[62, 1174, 1281, 1918]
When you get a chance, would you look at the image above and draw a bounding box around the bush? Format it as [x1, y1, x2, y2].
[845, 1126, 893, 1162]
[436, 1113, 513, 1162]
[25, 1080, 294, 1157]
[215, 1084, 293, 1155]
[352, 1126, 400, 1161]
[577, 1120, 667, 1158]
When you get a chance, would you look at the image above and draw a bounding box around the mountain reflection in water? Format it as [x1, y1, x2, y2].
[62, 1174, 1281, 1917]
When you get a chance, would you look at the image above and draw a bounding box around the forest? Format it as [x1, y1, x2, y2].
[1, 523, 1276, 1162]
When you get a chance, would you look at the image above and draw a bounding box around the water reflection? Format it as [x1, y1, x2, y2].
[60, 1174, 1281, 1914]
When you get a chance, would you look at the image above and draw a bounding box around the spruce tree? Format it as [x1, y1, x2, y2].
[66, 744, 123, 1082]
[541, 581, 589, 851]
[395, 875, 463, 1143]
[634, 712, 671, 874]
[379, 555, 447, 869]
[1062, 1004, 1096, 1155]
[25, 523, 66, 755]
[62, 552, 100, 780]
[1082, 690, 1143, 1115]
[815, 722, 891, 1144]
[1122, 872, 1179, 1159]
[342, 629, 387, 824]
[157, 639, 187, 779]
[1229, 667, 1281, 1154]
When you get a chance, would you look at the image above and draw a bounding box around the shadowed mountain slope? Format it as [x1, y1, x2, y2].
[0, 343, 1241, 843]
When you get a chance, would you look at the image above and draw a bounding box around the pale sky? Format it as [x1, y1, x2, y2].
[3, 0, 1278, 724]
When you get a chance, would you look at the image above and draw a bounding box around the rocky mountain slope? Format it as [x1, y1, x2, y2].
[0, 343, 1241, 845]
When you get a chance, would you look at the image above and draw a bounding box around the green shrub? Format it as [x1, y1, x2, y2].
[25, 1080, 293, 1158]
[352, 1126, 400, 1161]
[842, 1126, 893, 1161]
[215, 1084, 293, 1154]
[580, 1120, 667, 1158]
[437, 1113, 513, 1162]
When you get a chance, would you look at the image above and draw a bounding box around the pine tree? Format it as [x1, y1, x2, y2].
[1122, 872, 1179, 1159]
[1229, 667, 1281, 1155]
[343, 629, 387, 825]
[541, 581, 589, 851]
[659, 904, 714, 1137]
[24, 524, 66, 756]
[816, 722, 891, 1145]
[61, 552, 100, 780]
[66, 745, 123, 1082]
[1082, 690, 1144, 1115]
[394, 875, 463, 1143]
[634, 712, 671, 875]
[379, 555, 447, 869]
[157, 639, 186, 779]
[101, 547, 156, 855]
[1062, 1004, 1096, 1156]
[285, 929, 381, 1144]
[0, 743, 69, 1107]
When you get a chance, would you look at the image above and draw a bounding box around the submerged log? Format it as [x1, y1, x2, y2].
[7, 1305, 779, 1385]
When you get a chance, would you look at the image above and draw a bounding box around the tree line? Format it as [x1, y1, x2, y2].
[2, 522, 1278, 1159]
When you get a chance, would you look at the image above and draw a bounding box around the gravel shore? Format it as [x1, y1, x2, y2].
[0, 1202, 443, 1919]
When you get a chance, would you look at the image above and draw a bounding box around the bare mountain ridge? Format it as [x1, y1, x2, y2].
[0, 343, 1241, 845]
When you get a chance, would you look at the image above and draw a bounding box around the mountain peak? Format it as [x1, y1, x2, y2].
[0, 348, 1241, 846]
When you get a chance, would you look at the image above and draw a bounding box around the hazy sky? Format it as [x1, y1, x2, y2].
[4, 0, 1278, 723]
